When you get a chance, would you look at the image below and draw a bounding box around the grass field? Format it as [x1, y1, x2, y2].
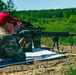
[31, 18, 76, 46]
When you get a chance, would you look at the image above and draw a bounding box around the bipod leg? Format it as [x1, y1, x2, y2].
[56, 42, 59, 52]
[52, 37, 60, 52]
[52, 42, 55, 51]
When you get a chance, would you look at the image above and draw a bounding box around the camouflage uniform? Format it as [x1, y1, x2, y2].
[0, 27, 25, 61]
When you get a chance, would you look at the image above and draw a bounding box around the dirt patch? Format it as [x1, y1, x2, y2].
[0, 45, 76, 75]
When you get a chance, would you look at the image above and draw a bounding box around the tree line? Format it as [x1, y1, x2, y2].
[17, 8, 76, 19]
[15, 8, 76, 23]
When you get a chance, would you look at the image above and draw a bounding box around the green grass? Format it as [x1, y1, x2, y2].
[65, 67, 76, 75]
[31, 18, 76, 46]
[32, 18, 76, 32]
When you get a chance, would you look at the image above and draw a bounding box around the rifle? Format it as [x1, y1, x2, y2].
[13, 25, 76, 52]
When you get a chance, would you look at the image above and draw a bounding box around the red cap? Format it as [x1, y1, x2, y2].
[0, 12, 20, 25]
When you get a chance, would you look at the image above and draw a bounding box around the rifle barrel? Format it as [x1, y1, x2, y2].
[40, 32, 69, 37]
[69, 33, 76, 36]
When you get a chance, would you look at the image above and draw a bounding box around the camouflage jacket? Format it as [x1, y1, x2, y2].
[0, 27, 25, 61]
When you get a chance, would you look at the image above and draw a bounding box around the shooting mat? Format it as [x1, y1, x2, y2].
[0, 48, 67, 68]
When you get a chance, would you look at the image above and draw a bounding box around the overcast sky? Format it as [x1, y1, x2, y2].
[2, 0, 76, 10]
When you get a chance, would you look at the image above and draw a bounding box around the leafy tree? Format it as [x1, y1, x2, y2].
[6, 0, 16, 12]
[5, 0, 17, 17]
[0, 0, 6, 11]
